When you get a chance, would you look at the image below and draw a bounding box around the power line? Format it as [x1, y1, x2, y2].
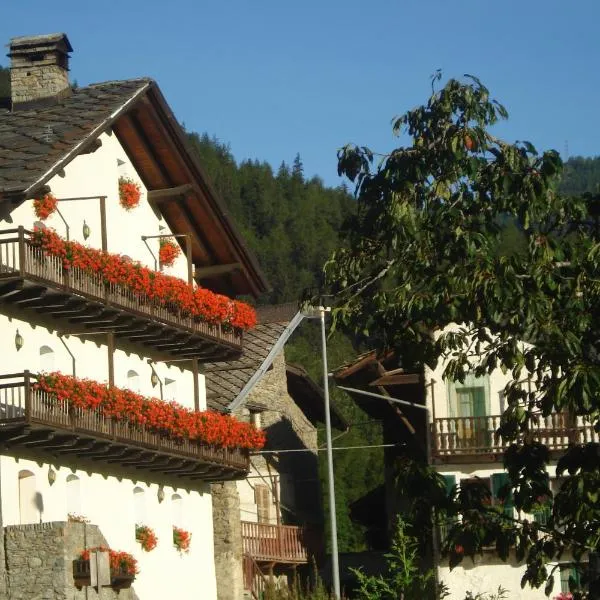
[251, 442, 400, 455]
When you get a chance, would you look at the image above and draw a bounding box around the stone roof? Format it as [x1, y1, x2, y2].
[204, 320, 289, 411]
[0, 79, 151, 196]
[204, 303, 299, 411]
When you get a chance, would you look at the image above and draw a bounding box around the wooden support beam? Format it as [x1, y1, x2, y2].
[80, 138, 103, 155]
[195, 262, 242, 279]
[147, 184, 193, 201]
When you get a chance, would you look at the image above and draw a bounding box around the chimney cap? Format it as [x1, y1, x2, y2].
[8, 32, 73, 55]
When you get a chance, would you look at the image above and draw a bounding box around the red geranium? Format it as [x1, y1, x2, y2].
[118, 177, 142, 210]
[34, 372, 267, 451]
[33, 193, 58, 220]
[31, 228, 257, 332]
[80, 546, 138, 575]
[135, 525, 158, 552]
[159, 239, 181, 268]
[173, 526, 191, 553]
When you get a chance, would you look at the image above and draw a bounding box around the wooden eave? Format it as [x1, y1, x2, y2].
[112, 83, 269, 299]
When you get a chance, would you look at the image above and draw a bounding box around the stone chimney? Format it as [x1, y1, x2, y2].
[7, 33, 73, 107]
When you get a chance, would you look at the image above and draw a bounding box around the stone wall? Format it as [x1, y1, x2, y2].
[1, 522, 139, 600]
[211, 482, 246, 600]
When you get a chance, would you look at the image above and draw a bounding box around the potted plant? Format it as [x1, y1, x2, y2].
[74, 546, 138, 589]
[118, 176, 142, 210]
[33, 193, 58, 220]
[173, 526, 191, 554]
[135, 524, 158, 552]
[159, 238, 181, 268]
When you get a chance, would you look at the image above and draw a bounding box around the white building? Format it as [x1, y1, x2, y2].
[334, 345, 597, 599]
[0, 32, 268, 600]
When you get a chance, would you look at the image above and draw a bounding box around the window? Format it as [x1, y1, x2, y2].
[440, 474, 457, 543]
[560, 564, 583, 593]
[66, 475, 81, 517]
[172, 493, 183, 528]
[127, 370, 140, 392]
[18, 470, 37, 524]
[460, 473, 513, 517]
[133, 487, 146, 526]
[164, 378, 177, 402]
[254, 484, 270, 523]
[39, 345, 55, 372]
[249, 410, 261, 429]
[448, 374, 491, 448]
[532, 474, 552, 525]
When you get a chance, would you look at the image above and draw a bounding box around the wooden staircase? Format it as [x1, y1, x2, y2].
[243, 554, 269, 600]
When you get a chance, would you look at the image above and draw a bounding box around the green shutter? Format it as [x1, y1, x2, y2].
[491, 472, 514, 517]
[440, 475, 457, 544]
[443, 474, 456, 499]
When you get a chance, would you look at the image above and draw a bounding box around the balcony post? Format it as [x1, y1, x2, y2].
[23, 369, 31, 421]
[107, 333, 115, 387]
[17, 226, 25, 277]
[99, 196, 107, 252]
[191, 359, 200, 411]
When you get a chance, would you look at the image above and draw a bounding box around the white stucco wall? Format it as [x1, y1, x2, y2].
[0, 131, 217, 599]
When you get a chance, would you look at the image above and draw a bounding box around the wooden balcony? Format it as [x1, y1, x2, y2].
[0, 228, 242, 362]
[0, 372, 249, 483]
[241, 521, 309, 564]
[432, 414, 598, 462]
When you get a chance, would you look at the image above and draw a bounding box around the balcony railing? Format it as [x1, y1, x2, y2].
[432, 413, 598, 460]
[0, 228, 242, 362]
[0, 372, 249, 482]
[241, 521, 309, 564]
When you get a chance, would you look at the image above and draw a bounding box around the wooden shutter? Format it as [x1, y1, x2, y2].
[532, 474, 551, 525]
[440, 475, 457, 543]
[255, 484, 270, 523]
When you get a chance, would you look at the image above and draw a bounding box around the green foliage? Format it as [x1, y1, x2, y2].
[264, 575, 335, 600]
[560, 156, 600, 196]
[324, 74, 600, 593]
[0, 65, 10, 98]
[351, 518, 445, 600]
[186, 132, 355, 305]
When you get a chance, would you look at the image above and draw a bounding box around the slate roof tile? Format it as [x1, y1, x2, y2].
[0, 78, 151, 195]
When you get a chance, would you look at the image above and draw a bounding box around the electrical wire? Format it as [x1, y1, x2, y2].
[252, 442, 400, 455]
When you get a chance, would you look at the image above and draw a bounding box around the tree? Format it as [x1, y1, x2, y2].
[324, 75, 600, 597]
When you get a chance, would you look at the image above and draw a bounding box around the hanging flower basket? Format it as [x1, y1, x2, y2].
[159, 238, 181, 268]
[33, 193, 58, 220]
[135, 524, 158, 552]
[75, 546, 138, 589]
[173, 526, 191, 553]
[118, 177, 142, 210]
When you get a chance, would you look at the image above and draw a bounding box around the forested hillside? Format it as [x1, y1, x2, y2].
[186, 133, 384, 551]
[559, 156, 600, 195]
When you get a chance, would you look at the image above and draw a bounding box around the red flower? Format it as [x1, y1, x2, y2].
[30, 228, 257, 333]
[33, 194, 58, 220]
[80, 546, 138, 575]
[118, 177, 142, 210]
[34, 372, 267, 451]
[454, 544, 464, 554]
[159, 239, 181, 268]
[135, 525, 158, 552]
[173, 526, 191, 553]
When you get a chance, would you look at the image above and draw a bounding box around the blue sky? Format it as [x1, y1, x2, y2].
[2, 1, 598, 187]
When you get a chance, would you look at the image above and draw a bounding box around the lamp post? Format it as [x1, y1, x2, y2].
[303, 304, 340, 600]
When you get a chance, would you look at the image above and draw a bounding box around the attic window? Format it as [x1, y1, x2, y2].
[249, 410, 261, 429]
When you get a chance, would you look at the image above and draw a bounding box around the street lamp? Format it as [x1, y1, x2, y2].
[302, 304, 341, 600]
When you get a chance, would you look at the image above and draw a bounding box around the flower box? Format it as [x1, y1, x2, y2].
[75, 546, 138, 589]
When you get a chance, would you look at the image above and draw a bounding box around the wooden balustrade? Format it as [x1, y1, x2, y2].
[432, 413, 598, 459]
[0, 228, 242, 361]
[0, 372, 249, 482]
[241, 521, 309, 563]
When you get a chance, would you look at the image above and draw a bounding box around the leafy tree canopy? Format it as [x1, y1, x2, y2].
[325, 74, 600, 596]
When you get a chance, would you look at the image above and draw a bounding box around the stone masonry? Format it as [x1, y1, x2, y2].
[212, 351, 321, 600]
[0, 522, 139, 600]
[211, 482, 246, 600]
